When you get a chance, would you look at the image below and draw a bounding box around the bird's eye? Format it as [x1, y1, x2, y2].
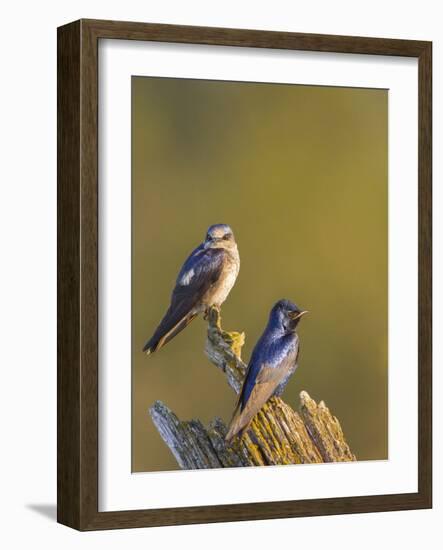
[206, 234, 212, 241]
[223, 233, 232, 240]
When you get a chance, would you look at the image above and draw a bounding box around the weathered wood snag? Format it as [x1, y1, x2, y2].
[149, 308, 356, 469]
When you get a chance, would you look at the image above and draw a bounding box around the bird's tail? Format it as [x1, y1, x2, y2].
[225, 411, 252, 444]
[225, 396, 252, 443]
[143, 312, 197, 354]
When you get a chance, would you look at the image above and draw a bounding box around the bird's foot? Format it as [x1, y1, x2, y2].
[205, 305, 221, 324]
[206, 306, 244, 353]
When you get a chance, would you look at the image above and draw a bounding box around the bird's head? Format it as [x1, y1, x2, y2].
[270, 299, 308, 332]
[203, 224, 236, 251]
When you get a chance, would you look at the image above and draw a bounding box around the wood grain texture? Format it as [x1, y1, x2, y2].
[57, 19, 432, 530]
[149, 395, 352, 468]
[57, 20, 81, 529]
[417, 41, 432, 507]
[83, 18, 429, 57]
[79, 17, 99, 528]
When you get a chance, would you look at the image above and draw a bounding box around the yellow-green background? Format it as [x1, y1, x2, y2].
[132, 77, 388, 472]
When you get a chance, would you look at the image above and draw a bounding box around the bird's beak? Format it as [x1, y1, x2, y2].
[290, 310, 309, 320]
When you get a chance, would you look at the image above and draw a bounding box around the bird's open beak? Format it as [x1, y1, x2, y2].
[290, 310, 309, 320]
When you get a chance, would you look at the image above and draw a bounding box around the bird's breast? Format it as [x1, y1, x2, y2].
[203, 250, 239, 307]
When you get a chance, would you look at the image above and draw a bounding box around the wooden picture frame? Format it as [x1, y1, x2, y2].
[57, 18, 432, 530]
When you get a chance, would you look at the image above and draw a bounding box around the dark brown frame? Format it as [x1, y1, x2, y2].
[57, 18, 432, 531]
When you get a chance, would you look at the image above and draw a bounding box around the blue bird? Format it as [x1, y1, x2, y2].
[225, 299, 308, 442]
[143, 224, 240, 354]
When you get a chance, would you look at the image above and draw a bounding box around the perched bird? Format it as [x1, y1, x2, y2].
[143, 224, 240, 355]
[225, 299, 308, 442]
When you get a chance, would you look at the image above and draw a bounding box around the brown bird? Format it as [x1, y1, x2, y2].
[143, 224, 240, 355]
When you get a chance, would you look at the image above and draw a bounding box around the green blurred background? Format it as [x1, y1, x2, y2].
[132, 76, 388, 472]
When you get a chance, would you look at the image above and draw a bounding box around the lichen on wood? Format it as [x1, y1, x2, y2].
[149, 308, 356, 469]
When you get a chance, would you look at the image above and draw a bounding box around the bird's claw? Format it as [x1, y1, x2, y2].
[204, 305, 220, 322]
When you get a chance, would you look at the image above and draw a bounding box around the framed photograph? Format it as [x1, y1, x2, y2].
[57, 19, 432, 530]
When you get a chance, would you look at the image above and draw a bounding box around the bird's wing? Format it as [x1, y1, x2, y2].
[143, 247, 226, 353]
[226, 347, 297, 442]
[171, 246, 226, 315]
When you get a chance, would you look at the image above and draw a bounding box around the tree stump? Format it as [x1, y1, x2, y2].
[149, 308, 356, 469]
